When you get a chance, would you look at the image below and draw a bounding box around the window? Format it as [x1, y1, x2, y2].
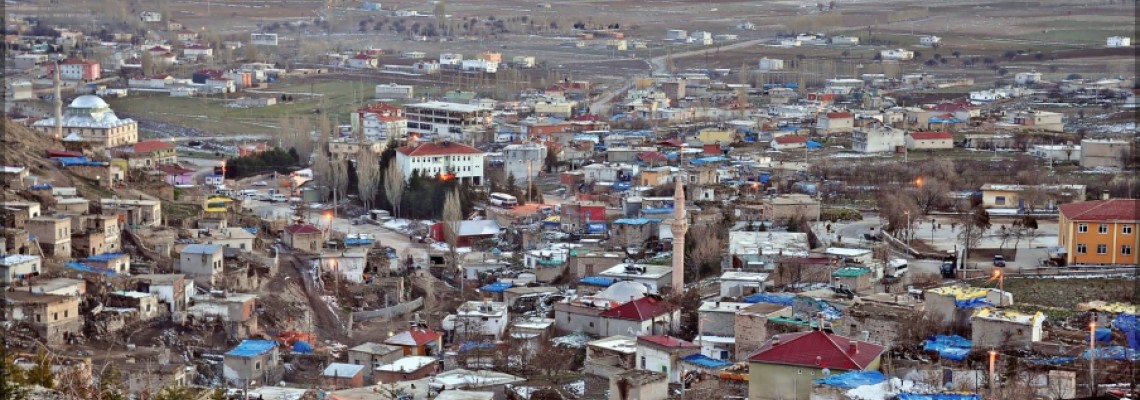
[64, 311, 68, 317]
[994, 196, 1006, 206]
[588, 322, 594, 327]
[255, 361, 261, 370]
[1078, 224, 1088, 233]
[53, 313, 58, 321]
[1124, 245, 1133, 255]
[640, 356, 646, 369]
[1097, 244, 1108, 254]
[1077, 244, 1087, 254]
[1099, 224, 1109, 234]
[1125, 225, 1134, 235]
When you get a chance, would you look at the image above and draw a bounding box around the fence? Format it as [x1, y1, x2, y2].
[351, 297, 424, 322]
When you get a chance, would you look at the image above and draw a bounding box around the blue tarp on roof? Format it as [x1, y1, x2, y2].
[641, 208, 673, 215]
[929, 117, 964, 124]
[292, 340, 313, 354]
[1096, 327, 1113, 343]
[344, 238, 374, 246]
[227, 340, 277, 357]
[612, 182, 632, 191]
[1081, 346, 1140, 361]
[743, 293, 795, 306]
[586, 223, 608, 234]
[85, 252, 126, 262]
[65, 262, 117, 276]
[480, 281, 513, 293]
[780, 125, 800, 131]
[244, 227, 257, 235]
[1031, 357, 1075, 365]
[458, 341, 497, 353]
[922, 335, 972, 361]
[691, 156, 729, 165]
[954, 297, 991, 309]
[614, 218, 653, 225]
[1112, 313, 1140, 350]
[814, 371, 886, 389]
[806, 140, 822, 149]
[681, 354, 731, 369]
[580, 277, 615, 287]
[29, 184, 52, 190]
[57, 157, 110, 167]
[898, 395, 981, 400]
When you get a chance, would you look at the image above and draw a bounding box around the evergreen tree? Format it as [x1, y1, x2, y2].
[25, 349, 54, 389]
[1, 342, 30, 400]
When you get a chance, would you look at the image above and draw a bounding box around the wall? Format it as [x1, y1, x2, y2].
[698, 309, 737, 337]
[971, 318, 1037, 350]
[352, 298, 424, 322]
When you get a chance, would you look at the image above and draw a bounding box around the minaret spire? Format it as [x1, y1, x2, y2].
[670, 155, 688, 295]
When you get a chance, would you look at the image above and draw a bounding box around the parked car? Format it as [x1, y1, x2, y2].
[994, 255, 1006, 267]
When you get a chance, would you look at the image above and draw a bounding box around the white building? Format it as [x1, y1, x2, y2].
[852, 127, 905, 153]
[403, 101, 492, 140]
[880, 49, 915, 60]
[1107, 36, 1131, 48]
[636, 336, 699, 383]
[347, 55, 378, 69]
[718, 271, 769, 298]
[461, 59, 498, 73]
[830, 35, 859, 45]
[395, 141, 485, 185]
[0, 255, 42, 283]
[451, 301, 509, 340]
[352, 103, 407, 140]
[314, 247, 368, 283]
[178, 244, 223, 286]
[512, 56, 536, 68]
[666, 30, 688, 41]
[375, 83, 414, 100]
[1014, 71, 1042, 85]
[32, 95, 139, 148]
[440, 53, 464, 66]
[502, 142, 547, 181]
[758, 57, 784, 71]
[250, 33, 278, 46]
[139, 11, 162, 22]
[198, 227, 256, 251]
[919, 35, 942, 46]
[1030, 144, 1081, 163]
[597, 264, 673, 294]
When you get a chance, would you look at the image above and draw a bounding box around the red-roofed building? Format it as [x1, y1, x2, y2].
[284, 224, 322, 252]
[747, 330, 885, 400]
[183, 44, 213, 58]
[48, 58, 101, 81]
[395, 142, 485, 185]
[1058, 199, 1140, 266]
[771, 135, 808, 150]
[905, 131, 954, 150]
[351, 103, 407, 140]
[110, 140, 176, 168]
[347, 54, 378, 69]
[238, 143, 271, 157]
[598, 296, 680, 337]
[927, 101, 979, 121]
[636, 335, 700, 382]
[817, 111, 854, 133]
[159, 165, 195, 185]
[384, 327, 442, 357]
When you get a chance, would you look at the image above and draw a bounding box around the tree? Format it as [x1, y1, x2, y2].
[1066, 73, 1083, 80]
[506, 172, 522, 205]
[914, 178, 951, 213]
[25, 349, 54, 389]
[154, 386, 198, 400]
[957, 206, 991, 263]
[384, 161, 406, 218]
[952, 50, 961, 58]
[356, 148, 381, 211]
[331, 159, 349, 206]
[442, 189, 463, 295]
[997, 68, 1008, 76]
[140, 50, 154, 75]
[434, 1, 447, 28]
[244, 43, 259, 61]
[1, 342, 30, 400]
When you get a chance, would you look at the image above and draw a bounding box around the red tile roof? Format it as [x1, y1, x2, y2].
[748, 330, 885, 370]
[385, 329, 441, 346]
[158, 165, 195, 175]
[931, 102, 971, 112]
[1059, 199, 1140, 222]
[285, 224, 321, 235]
[396, 142, 483, 157]
[908, 132, 953, 140]
[599, 296, 675, 321]
[637, 335, 698, 349]
[149, 46, 169, 52]
[825, 112, 853, 119]
[638, 151, 668, 162]
[774, 136, 808, 144]
[703, 144, 723, 155]
[358, 102, 401, 114]
[132, 140, 175, 153]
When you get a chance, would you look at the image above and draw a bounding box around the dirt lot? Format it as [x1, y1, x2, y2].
[974, 277, 1135, 310]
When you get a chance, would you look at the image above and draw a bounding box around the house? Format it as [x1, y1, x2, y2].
[1031, 144, 1081, 163]
[924, 286, 1011, 326]
[374, 83, 414, 100]
[374, 356, 438, 384]
[159, 165, 196, 186]
[107, 291, 162, 321]
[4, 290, 83, 344]
[49, 58, 101, 81]
[385, 327, 443, 357]
[747, 330, 886, 400]
[771, 135, 807, 150]
[585, 335, 638, 377]
[178, 244, 223, 286]
[607, 370, 667, 400]
[314, 247, 368, 283]
[734, 303, 792, 360]
[413, 61, 440, 74]
[719, 271, 769, 298]
[284, 224, 322, 252]
[880, 49, 914, 60]
[402, 50, 426, 59]
[347, 54, 378, 69]
[128, 75, 174, 89]
[596, 264, 673, 294]
[598, 296, 680, 337]
[32, 95, 139, 149]
[347, 343, 402, 382]
[461, 59, 498, 73]
[0, 254, 42, 283]
[905, 131, 954, 150]
[696, 301, 752, 361]
[1080, 139, 1131, 169]
[852, 127, 904, 153]
[111, 140, 177, 168]
[251, 33, 278, 46]
[636, 335, 700, 383]
[1058, 199, 1139, 266]
[223, 340, 281, 386]
[187, 292, 258, 337]
[175, 29, 198, 42]
[206, 77, 236, 94]
[830, 35, 859, 45]
[323, 363, 365, 388]
[101, 198, 162, 227]
[428, 220, 499, 248]
[919, 35, 942, 46]
[979, 183, 1086, 210]
[199, 227, 256, 251]
[1015, 71, 1042, 85]
[817, 111, 854, 134]
[1012, 110, 1064, 132]
[449, 300, 509, 341]
[183, 44, 213, 59]
[396, 141, 486, 185]
[139, 11, 162, 22]
[511, 55, 536, 68]
[29, 277, 86, 297]
[133, 274, 193, 321]
[502, 142, 547, 180]
[6, 80, 33, 101]
[26, 216, 72, 257]
[1107, 36, 1131, 47]
[440, 53, 463, 65]
[403, 101, 492, 141]
[971, 308, 1045, 350]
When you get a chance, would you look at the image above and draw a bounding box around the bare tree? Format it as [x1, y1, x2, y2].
[356, 148, 381, 211]
[914, 178, 951, 213]
[957, 206, 991, 263]
[384, 162, 406, 218]
[443, 189, 463, 294]
[330, 159, 349, 210]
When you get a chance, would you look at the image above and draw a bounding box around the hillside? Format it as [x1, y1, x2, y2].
[1, 119, 112, 202]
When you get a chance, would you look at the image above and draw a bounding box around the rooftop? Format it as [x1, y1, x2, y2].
[349, 342, 400, 355]
[226, 339, 277, 357]
[748, 330, 885, 370]
[598, 263, 672, 279]
[909, 131, 954, 140]
[1059, 199, 1140, 222]
[405, 101, 490, 113]
[637, 335, 698, 349]
[385, 328, 441, 347]
[698, 301, 752, 313]
[181, 243, 221, 254]
[430, 369, 524, 389]
[972, 308, 1045, 325]
[719, 271, 769, 282]
[598, 296, 675, 321]
[1, 254, 40, 265]
[397, 141, 484, 157]
[587, 335, 638, 354]
[376, 356, 436, 372]
[323, 363, 365, 377]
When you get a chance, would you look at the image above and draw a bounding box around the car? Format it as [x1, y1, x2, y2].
[993, 255, 1006, 267]
[253, 181, 268, 186]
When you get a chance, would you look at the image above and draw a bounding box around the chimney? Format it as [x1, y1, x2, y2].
[771, 335, 780, 346]
[848, 341, 859, 354]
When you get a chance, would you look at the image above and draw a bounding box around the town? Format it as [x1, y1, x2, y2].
[1, 0, 1137, 399]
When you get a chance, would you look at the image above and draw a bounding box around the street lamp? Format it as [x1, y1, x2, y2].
[903, 210, 911, 246]
[992, 269, 1004, 307]
[988, 349, 998, 396]
[1090, 321, 1097, 396]
[457, 263, 465, 298]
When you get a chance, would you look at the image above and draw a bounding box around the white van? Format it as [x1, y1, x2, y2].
[887, 258, 909, 278]
[239, 189, 260, 199]
[270, 194, 288, 203]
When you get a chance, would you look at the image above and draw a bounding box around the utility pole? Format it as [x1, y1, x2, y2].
[1090, 320, 1097, 396]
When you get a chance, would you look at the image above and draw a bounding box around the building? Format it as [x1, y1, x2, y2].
[374, 356, 437, 384]
[1012, 110, 1064, 132]
[396, 141, 485, 185]
[771, 135, 807, 150]
[817, 112, 854, 134]
[385, 327, 443, 357]
[905, 131, 954, 150]
[250, 33, 278, 46]
[4, 290, 83, 344]
[734, 303, 791, 360]
[747, 330, 885, 400]
[374, 83, 414, 100]
[765, 194, 821, 222]
[979, 184, 1086, 210]
[1014, 71, 1043, 85]
[33, 95, 139, 148]
[696, 301, 751, 361]
[0, 254, 42, 283]
[852, 127, 905, 153]
[403, 101, 493, 140]
[107, 290, 162, 320]
[718, 271, 769, 298]
[323, 363, 366, 388]
[101, 198, 162, 227]
[596, 264, 673, 294]
[758, 57, 784, 71]
[1107, 36, 1131, 47]
[139, 11, 162, 22]
[26, 216, 72, 257]
[29, 278, 85, 297]
[347, 343, 402, 382]
[1058, 199, 1139, 266]
[284, 224, 322, 252]
[402, 50, 427, 59]
[502, 142, 547, 181]
[585, 335, 638, 376]
[187, 292, 258, 338]
[178, 244, 223, 286]
[971, 308, 1045, 350]
[830, 35, 859, 45]
[598, 296, 680, 337]
[199, 227, 256, 251]
[460, 59, 498, 73]
[49, 58, 101, 81]
[919, 35, 942, 46]
[1080, 139, 1132, 169]
[450, 300, 509, 341]
[1031, 144, 1081, 163]
[133, 274, 193, 321]
[636, 335, 700, 383]
[183, 44, 213, 59]
[110, 140, 177, 168]
[223, 340, 281, 386]
[880, 49, 914, 60]
[347, 54, 378, 69]
[439, 53, 463, 65]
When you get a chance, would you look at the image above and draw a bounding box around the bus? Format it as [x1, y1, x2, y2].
[489, 193, 518, 208]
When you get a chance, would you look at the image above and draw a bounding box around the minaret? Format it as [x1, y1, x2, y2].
[53, 62, 63, 141]
[670, 170, 688, 295]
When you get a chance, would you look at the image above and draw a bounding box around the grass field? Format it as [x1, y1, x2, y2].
[972, 277, 1134, 310]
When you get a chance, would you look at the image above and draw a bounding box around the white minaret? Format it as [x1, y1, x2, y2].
[670, 165, 688, 295]
[53, 61, 63, 140]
